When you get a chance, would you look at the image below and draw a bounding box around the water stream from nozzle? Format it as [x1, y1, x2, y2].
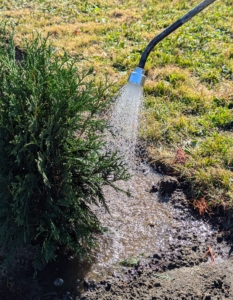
[106, 82, 143, 166]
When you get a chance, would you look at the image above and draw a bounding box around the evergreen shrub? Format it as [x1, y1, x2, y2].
[0, 29, 129, 270]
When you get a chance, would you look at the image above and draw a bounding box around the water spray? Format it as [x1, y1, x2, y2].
[128, 0, 217, 86]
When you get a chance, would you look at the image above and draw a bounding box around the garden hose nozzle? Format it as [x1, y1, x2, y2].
[128, 67, 146, 87]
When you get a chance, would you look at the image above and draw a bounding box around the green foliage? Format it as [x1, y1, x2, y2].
[0, 29, 129, 270]
[120, 255, 140, 267]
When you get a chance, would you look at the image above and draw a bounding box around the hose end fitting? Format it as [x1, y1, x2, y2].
[128, 67, 146, 86]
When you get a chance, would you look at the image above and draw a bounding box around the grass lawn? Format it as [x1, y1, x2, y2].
[1, 0, 232, 211]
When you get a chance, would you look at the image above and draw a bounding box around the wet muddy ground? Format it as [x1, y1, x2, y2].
[80, 184, 233, 300]
[0, 165, 233, 300]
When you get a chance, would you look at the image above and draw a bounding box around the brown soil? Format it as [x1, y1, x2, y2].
[81, 260, 233, 300]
